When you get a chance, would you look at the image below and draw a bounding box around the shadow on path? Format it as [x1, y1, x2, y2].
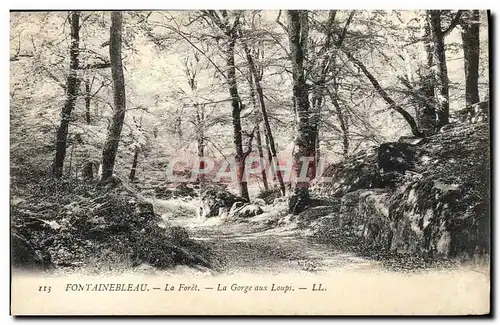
[166, 212, 379, 275]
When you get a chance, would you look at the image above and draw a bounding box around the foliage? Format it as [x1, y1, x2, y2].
[11, 176, 215, 270]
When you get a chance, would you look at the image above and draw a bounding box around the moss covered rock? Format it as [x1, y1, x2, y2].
[11, 178, 215, 270]
[308, 122, 490, 260]
[200, 187, 246, 218]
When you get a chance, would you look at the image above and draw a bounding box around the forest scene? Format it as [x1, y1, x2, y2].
[10, 10, 490, 277]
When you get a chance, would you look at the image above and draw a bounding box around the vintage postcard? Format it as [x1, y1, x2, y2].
[10, 9, 491, 315]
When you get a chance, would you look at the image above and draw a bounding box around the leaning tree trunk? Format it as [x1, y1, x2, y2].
[427, 10, 450, 128]
[84, 78, 91, 124]
[461, 10, 481, 107]
[226, 38, 249, 201]
[195, 105, 207, 191]
[241, 41, 285, 195]
[247, 73, 269, 192]
[344, 50, 422, 137]
[129, 147, 139, 182]
[329, 92, 349, 159]
[287, 10, 315, 214]
[52, 11, 81, 178]
[255, 124, 269, 191]
[100, 11, 126, 183]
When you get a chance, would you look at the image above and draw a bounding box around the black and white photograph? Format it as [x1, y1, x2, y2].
[9, 9, 491, 315]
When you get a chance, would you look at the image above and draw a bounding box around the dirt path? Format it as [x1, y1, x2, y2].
[21, 199, 488, 315]
[160, 200, 380, 275]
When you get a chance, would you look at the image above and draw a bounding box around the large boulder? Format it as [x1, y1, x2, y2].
[308, 122, 490, 259]
[200, 187, 246, 218]
[229, 201, 245, 216]
[229, 204, 263, 219]
[377, 142, 418, 174]
[10, 179, 215, 270]
[311, 147, 381, 198]
[294, 205, 339, 228]
[257, 188, 283, 204]
[253, 198, 266, 206]
[11, 231, 51, 269]
[389, 177, 488, 258]
[312, 139, 422, 199]
[339, 189, 393, 249]
[154, 183, 196, 200]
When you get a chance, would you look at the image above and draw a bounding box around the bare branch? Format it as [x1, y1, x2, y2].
[342, 50, 423, 137]
[337, 10, 355, 48]
[275, 10, 288, 33]
[442, 10, 464, 36]
[154, 13, 229, 81]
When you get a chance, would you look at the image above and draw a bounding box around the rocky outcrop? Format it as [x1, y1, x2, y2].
[11, 179, 215, 270]
[257, 188, 283, 204]
[153, 183, 196, 200]
[229, 204, 264, 219]
[293, 205, 340, 228]
[311, 140, 419, 199]
[309, 122, 490, 259]
[11, 231, 51, 269]
[200, 187, 246, 218]
[340, 189, 393, 249]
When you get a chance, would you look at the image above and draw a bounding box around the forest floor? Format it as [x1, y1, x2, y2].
[152, 198, 489, 277]
[14, 197, 489, 314]
[165, 204, 377, 275]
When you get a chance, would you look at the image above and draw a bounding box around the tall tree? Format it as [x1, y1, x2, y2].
[84, 78, 91, 124]
[310, 10, 354, 163]
[309, 10, 337, 168]
[287, 10, 315, 214]
[100, 11, 126, 182]
[417, 22, 438, 136]
[461, 10, 481, 107]
[426, 10, 462, 128]
[427, 10, 449, 128]
[181, 52, 206, 185]
[204, 10, 250, 201]
[129, 117, 142, 182]
[52, 11, 81, 178]
[240, 36, 286, 195]
[247, 72, 269, 192]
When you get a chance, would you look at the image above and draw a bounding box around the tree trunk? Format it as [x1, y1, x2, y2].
[129, 148, 139, 182]
[461, 10, 481, 107]
[100, 11, 126, 183]
[52, 11, 81, 178]
[241, 40, 285, 195]
[85, 78, 91, 124]
[427, 10, 450, 128]
[263, 128, 276, 182]
[68, 142, 75, 178]
[329, 92, 349, 159]
[82, 161, 94, 180]
[195, 105, 206, 189]
[287, 10, 315, 214]
[247, 73, 269, 192]
[196, 109, 205, 160]
[309, 11, 339, 173]
[255, 125, 269, 191]
[417, 22, 439, 136]
[226, 38, 249, 201]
